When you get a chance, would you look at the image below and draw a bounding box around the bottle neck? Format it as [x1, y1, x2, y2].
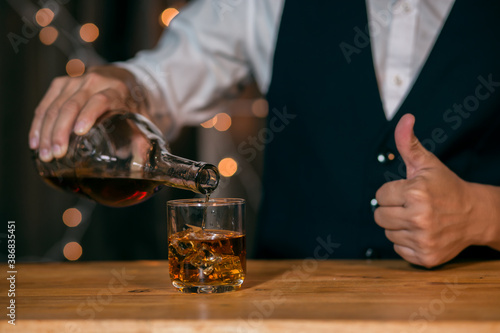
[154, 150, 220, 194]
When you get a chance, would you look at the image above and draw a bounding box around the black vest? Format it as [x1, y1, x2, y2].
[255, 0, 500, 259]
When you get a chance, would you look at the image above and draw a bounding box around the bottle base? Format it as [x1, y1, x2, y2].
[172, 280, 243, 294]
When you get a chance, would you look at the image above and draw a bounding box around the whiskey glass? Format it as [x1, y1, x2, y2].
[167, 198, 246, 293]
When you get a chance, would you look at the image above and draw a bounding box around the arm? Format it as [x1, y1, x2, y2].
[29, 0, 284, 161]
[115, 0, 284, 138]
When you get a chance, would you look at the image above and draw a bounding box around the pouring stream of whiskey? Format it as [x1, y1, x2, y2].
[201, 193, 211, 230]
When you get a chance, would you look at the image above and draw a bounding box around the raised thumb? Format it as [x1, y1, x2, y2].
[394, 113, 434, 179]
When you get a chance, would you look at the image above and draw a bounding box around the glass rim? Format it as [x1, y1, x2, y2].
[167, 198, 245, 207]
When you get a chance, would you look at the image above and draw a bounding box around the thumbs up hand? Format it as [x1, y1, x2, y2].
[374, 114, 500, 268]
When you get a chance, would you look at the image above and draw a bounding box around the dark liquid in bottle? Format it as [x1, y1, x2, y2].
[43, 176, 82, 194]
[43, 176, 164, 207]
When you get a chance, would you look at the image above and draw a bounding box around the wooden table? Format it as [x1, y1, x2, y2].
[1, 260, 500, 332]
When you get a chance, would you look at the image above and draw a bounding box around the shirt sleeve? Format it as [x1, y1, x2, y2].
[115, 0, 284, 139]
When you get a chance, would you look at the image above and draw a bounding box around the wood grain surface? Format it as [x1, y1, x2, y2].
[1, 260, 500, 332]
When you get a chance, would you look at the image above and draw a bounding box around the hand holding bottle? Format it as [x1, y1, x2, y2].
[29, 66, 147, 162]
[34, 111, 219, 207]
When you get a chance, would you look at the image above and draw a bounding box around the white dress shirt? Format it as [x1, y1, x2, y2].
[117, 0, 455, 136]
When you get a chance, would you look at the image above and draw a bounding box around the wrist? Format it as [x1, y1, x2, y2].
[467, 182, 500, 250]
[89, 65, 149, 116]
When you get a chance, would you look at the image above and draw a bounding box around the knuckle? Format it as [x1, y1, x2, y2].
[405, 186, 429, 204]
[61, 100, 80, 114]
[44, 106, 60, 120]
[113, 80, 128, 93]
[34, 106, 45, 117]
[83, 72, 102, 85]
[415, 233, 436, 252]
[416, 237, 429, 251]
[91, 91, 111, 104]
[408, 175, 429, 190]
[410, 210, 433, 230]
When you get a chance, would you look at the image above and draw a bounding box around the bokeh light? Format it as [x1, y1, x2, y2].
[160, 8, 180, 27]
[251, 98, 269, 118]
[39, 26, 58, 45]
[63, 242, 83, 261]
[200, 115, 217, 128]
[35, 8, 54, 27]
[66, 59, 85, 77]
[79, 23, 99, 43]
[213, 113, 232, 131]
[218, 157, 238, 177]
[62, 208, 82, 227]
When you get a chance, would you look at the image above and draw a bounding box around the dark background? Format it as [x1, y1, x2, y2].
[0, 0, 265, 262]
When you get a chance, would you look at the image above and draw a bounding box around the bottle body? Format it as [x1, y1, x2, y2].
[34, 111, 219, 207]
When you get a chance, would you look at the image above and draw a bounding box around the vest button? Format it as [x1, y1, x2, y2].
[394, 75, 403, 86]
[401, 2, 412, 13]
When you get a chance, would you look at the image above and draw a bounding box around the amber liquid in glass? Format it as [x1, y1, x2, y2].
[168, 229, 246, 289]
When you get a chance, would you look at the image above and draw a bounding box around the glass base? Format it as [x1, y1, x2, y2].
[172, 280, 243, 294]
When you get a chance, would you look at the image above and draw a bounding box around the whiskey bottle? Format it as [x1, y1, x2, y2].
[33, 111, 219, 207]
